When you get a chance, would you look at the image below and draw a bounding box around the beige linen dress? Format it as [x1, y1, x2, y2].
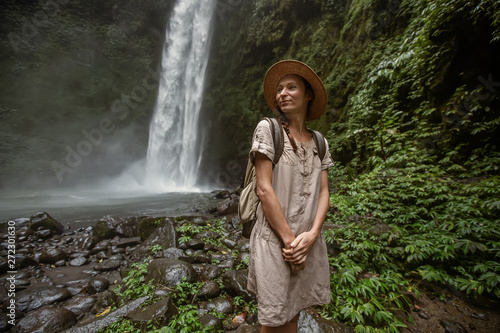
[247, 119, 334, 327]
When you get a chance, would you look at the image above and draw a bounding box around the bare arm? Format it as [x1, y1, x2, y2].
[254, 152, 295, 248]
[283, 169, 330, 264]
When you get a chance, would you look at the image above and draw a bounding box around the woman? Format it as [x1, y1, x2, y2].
[247, 60, 334, 332]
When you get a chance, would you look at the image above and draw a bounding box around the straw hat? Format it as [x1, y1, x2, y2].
[263, 60, 327, 121]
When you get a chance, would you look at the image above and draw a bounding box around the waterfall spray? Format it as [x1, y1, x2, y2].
[145, 0, 216, 192]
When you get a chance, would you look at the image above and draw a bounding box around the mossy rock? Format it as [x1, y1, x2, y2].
[138, 217, 167, 241]
[93, 216, 143, 242]
[29, 212, 64, 235]
[92, 218, 116, 242]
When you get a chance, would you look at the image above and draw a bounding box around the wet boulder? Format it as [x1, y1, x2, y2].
[222, 238, 237, 249]
[111, 247, 125, 255]
[198, 280, 221, 299]
[15, 278, 30, 290]
[179, 253, 211, 265]
[200, 313, 223, 331]
[298, 310, 354, 333]
[89, 240, 110, 255]
[185, 238, 205, 250]
[0, 312, 12, 332]
[163, 248, 184, 259]
[213, 190, 231, 199]
[212, 254, 235, 269]
[146, 258, 196, 287]
[193, 254, 212, 264]
[86, 278, 110, 294]
[91, 290, 117, 314]
[439, 319, 469, 333]
[94, 259, 121, 271]
[92, 215, 143, 242]
[15, 271, 31, 280]
[39, 248, 68, 265]
[140, 221, 177, 254]
[65, 296, 149, 333]
[235, 324, 260, 332]
[69, 256, 88, 267]
[126, 296, 178, 329]
[216, 195, 239, 215]
[1, 218, 29, 231]
[62, 295, 96, 317]
[95, 251, 108, 260]
[236, 239, 250, 252]
[239, 252, 250, 265]
[231, 216, 242, 230]
[15, 306, 77, 333]
[139, 217, 174, 241]
[196, 230, 220, 241]
[198, 264, 222, 281]
[222, 270, 255, 302]
[13, 254, 37, 269]
[114, 237, 141, 248]
[35, 229, 53, 239]
[0, 257, 8, 275]
[203, 297, 234, 314]
[29, 212, 64, 235]
[14, 286, 71, 312]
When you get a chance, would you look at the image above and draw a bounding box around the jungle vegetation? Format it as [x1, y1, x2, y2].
[1, 0, 499, 331]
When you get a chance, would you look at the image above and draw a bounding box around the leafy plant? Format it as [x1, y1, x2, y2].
[171, 277, 203, 304]
[233, 296, 258, 315]
[161, 305, 215, 333]
[149, 244, 163, 254]
[97, 318, 137, 333]
[115, 260, 156, 306]
[162, 279, 223, 332]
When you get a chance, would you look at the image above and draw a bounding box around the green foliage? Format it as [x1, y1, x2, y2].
[97, 318, 137, 333]
[115, 261, 156, 306]
[233, 296, 258, 315]
[321, 3, 500, 330]
[321, 216, 413, 331]
[176, 218, 228, 247]
[176, 223, 199, 244]
[164, 279, 223, 333]
[202, 218, 228, 247]
[171, 277, 203, 304]
[322, 156, 500, 329]
[327, 0, 500, 173]
[161, 305, 215, 333]
[235, 252, 250, 270]
[149, 244, 163, 254]
[3, 0, 499, 331]
[109, 260, 227, 332]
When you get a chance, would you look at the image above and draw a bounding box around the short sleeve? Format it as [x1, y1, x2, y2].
[321, 138, 335, 170]
[249, 119, 275, 165]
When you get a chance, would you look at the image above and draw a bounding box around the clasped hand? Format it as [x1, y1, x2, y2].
[283, 231, 319, 273]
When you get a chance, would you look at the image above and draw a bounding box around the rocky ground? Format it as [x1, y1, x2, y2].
[0, 191, 499, 333]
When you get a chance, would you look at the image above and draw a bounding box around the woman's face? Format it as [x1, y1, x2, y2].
[275, 74, 311, 116]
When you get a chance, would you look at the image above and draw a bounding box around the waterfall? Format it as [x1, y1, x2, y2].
[145, 0, 216, 192]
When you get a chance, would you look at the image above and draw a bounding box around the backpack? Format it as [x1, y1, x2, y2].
[238, 117, 327, 238]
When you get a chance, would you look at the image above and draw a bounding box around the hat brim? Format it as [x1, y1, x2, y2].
[263, 60, 327, 121]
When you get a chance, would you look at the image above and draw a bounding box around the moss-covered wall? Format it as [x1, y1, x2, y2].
[0, 0, 498, 189]
[201, 0, 500, 185]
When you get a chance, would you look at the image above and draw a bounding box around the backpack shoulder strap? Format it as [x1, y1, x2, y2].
[263, 117, 284, 166]
[311, 130, 327, 161]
